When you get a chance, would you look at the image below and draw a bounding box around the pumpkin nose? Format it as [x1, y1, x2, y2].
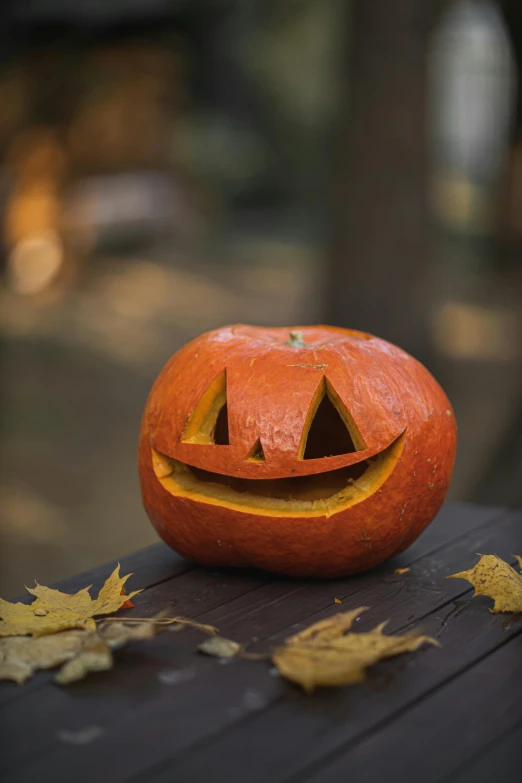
[245, 439, 265, 462]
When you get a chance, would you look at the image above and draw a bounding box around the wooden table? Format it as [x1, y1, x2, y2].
[1, 502, 521, 783]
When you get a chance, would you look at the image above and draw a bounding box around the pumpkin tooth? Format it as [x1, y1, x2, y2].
[152, 450, 174, 479]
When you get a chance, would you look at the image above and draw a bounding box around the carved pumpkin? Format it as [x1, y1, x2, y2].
[138, 325, 456, 577]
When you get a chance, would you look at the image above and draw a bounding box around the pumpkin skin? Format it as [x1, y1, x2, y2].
[138, 325, 456, 578]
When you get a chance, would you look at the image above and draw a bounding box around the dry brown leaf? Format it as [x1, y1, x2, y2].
[98, 621, 156, 649]
[0, 566, 141, 638]
[448, 554, 522, 613]
[55, 622, 158, 684]
[0, 620, 158, 685]
[272, 608, 437, 693]
[395, 567, 410, 575]
[54, 633, 113, 685]
[334, 598, 342, 604]
[0, 630, 86, 684]
[56, 621, 162, 684]
[198, 636, 241, 658]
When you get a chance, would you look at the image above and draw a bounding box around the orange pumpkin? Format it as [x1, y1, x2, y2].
[138, 325, 456, 577]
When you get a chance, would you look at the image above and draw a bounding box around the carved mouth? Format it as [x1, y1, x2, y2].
[151, 432, 404, 518]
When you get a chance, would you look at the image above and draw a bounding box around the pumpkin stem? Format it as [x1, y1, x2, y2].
[287, 331, 306, 348]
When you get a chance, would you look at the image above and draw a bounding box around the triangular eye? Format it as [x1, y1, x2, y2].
[246, 438, 265, 461]
[301, 378, 366, 460]
[214, 403, 230, 445]
[181, 369, 229, 445]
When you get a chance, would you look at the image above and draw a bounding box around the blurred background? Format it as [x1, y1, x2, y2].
[1, 0, 521, 596]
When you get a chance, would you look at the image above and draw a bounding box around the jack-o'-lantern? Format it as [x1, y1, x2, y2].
[138, 325, 456, 577]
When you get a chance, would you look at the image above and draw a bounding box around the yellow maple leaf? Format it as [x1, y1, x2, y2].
[448, 554, 522, 613]
[0, 566, 141, 638]
[272, 608, 437, 693]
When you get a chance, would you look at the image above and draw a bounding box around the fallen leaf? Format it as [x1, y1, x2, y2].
[0, 598, 92, 638]
[272, 608, 437, 693]
[0, 619, 158, 685]
[0, 569, 224, 686]
[514, 555, 522, 572]
[54, 633, 112, 685]
[448, 554, 522, 613]
[198, 636, 241, 658]
[98, 620, 156, 650]
[56, 621, 160, 684]
[334, 598, 342, 604]
[0, 566, 141, 638]
[0, 630, 86, 684]
[395, 567, 410, 575]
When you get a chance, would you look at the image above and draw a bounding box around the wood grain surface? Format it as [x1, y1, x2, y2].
[1, 502, 520, 783]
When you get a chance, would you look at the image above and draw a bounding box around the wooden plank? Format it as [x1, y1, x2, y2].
[57, 543, 194, 594]
[2, 506, 518, 783]
[390, 502, 503, 564]
[445, 721, 522, 783]
[125, 515, 522, 783]
[301, 636, 522, 783]
[0, 504, 511, 769]
[142, 618, 522, 783]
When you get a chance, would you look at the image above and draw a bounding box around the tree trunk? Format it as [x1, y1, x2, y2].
[328, 0, 444, 364]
